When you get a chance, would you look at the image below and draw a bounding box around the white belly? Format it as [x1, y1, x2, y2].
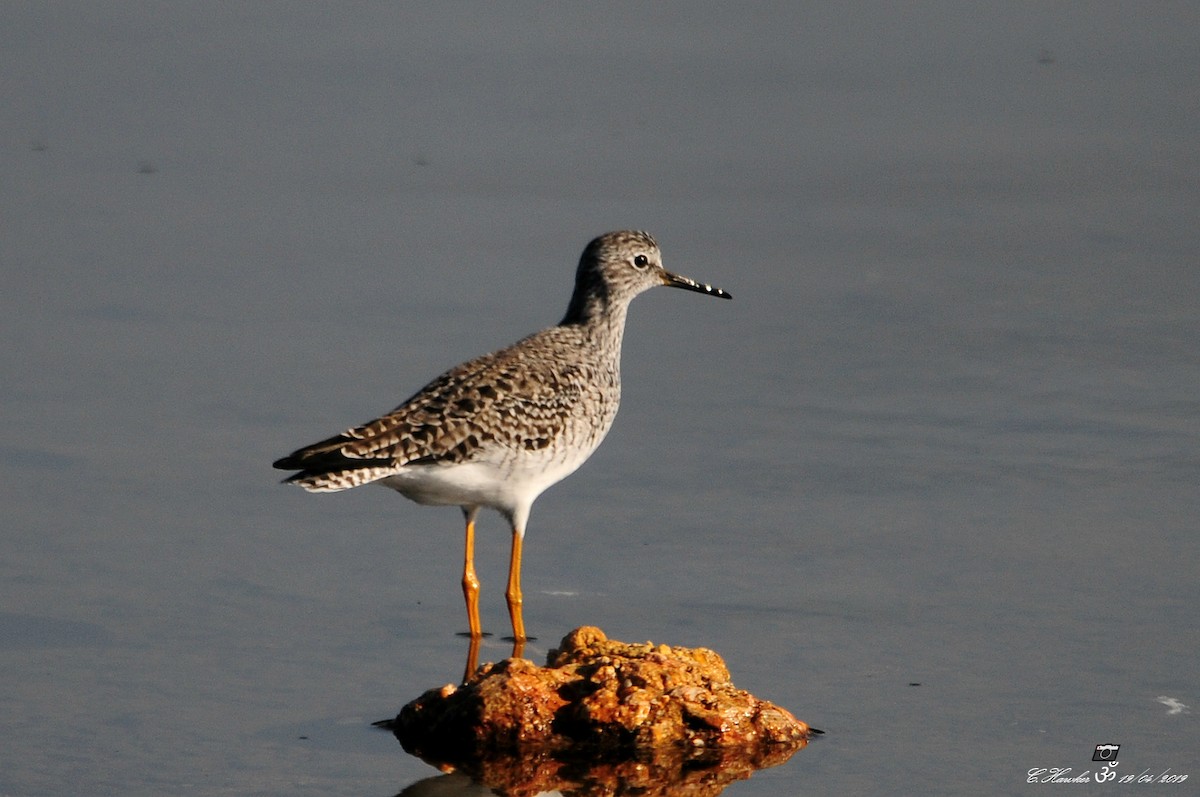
[376, 432, 605, 516]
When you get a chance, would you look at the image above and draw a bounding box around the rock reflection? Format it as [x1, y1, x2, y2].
[391, 737, 808, 796]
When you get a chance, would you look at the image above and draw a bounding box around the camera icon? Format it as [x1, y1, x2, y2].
[1092, 744, 1120, 761]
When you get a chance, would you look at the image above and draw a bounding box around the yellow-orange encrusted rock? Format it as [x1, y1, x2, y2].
[391, 626, 814, 765]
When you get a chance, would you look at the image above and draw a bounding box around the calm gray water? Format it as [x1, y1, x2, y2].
[2, 3, 1197, 795]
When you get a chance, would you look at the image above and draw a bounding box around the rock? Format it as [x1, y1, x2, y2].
[385, 626, 817, 792]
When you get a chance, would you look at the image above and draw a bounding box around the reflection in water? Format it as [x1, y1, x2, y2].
[389, 735, 808, 796]
[384, 633, 813, 796]
[461, 634, 526, 684]
[396, 772, 499, 796]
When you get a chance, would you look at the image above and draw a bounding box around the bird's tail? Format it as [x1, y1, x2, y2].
[274, 433, 399, 492]
[279, 465, 398, 493]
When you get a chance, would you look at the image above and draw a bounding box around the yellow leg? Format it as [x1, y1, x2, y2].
[505, 529, 526, 642]
[462, 634, 481, 683]
[461, 510, 482, 638]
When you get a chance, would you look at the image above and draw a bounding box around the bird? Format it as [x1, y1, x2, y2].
[273, 231, 730, 642]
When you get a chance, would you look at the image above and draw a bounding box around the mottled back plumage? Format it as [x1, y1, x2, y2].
[272, 324, 620, 492]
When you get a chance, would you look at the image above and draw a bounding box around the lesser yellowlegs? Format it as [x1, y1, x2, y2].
[273, 231, 730, 642]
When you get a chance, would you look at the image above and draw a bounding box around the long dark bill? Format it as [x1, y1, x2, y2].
[663, 271, 732, 300]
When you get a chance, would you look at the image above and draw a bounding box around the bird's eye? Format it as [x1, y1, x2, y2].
[632, 254, 650, 269]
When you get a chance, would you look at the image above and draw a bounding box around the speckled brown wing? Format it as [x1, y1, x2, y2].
[272, 328, 607, 491]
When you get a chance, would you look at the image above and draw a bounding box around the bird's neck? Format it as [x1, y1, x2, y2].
[559, 294, 629, 364]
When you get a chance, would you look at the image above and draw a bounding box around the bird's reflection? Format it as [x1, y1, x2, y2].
[460, 634, 526, 684]
[396, 772, 505, 797]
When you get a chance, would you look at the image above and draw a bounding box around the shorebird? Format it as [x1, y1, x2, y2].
[273, 231, 730, 642]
